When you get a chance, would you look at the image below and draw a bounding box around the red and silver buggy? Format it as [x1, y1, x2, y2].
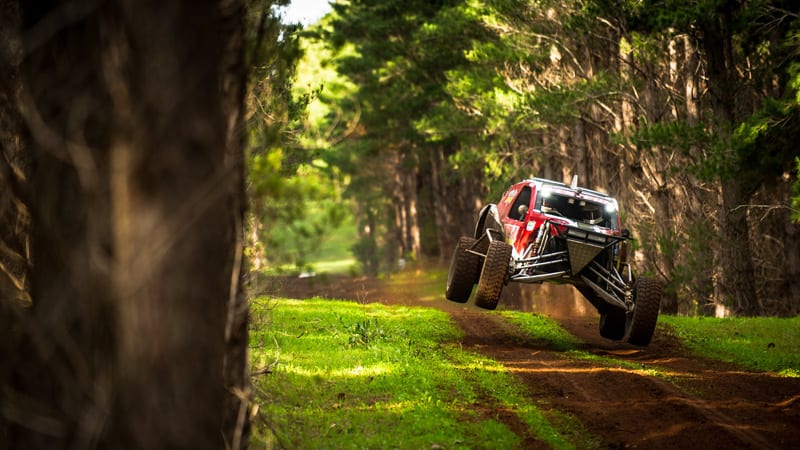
[446, 176, 662, 346]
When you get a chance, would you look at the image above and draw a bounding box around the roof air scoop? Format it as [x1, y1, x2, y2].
[570, 175, 578, 189]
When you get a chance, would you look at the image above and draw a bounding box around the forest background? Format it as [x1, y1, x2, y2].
[1, 0, 799, 448]
[254, 0, 800, 318]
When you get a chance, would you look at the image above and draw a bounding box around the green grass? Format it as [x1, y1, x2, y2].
[659, 315, 800, 377]
[310, 257, 357, 274]
[249, 297, 580, 449]
[500, 307, 800, 378]
[248, 284, 800, 448]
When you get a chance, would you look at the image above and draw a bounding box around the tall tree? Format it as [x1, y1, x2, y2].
[297, 0, 799, 315]
[323, 0, 488, 267]
[1, 1, 249, 448]
[627, 0, 800, 314]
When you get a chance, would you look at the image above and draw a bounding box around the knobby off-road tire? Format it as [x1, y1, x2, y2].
[446, 237, 481, 303]
[474, 240, 512, 310]
[599, 308, 626, 341]
[625, 277, 663, 346]
[577, 285, 626, 341]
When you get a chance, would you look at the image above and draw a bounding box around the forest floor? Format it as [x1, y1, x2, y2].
[263, 271, 800, 449]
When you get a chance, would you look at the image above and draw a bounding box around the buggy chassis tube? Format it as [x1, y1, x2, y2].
[580, 274, 629, 311]
[580, 256, 633, 311]
[467, 202, 632, 311]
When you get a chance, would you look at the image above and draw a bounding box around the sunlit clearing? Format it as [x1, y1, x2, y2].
[279, 362, 395, 378]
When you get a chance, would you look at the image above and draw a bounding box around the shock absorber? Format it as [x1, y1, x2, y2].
[531, 220, 547, 255]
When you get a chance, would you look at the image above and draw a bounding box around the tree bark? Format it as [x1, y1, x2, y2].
[219, 0, 250, 447]
[0, 0, 29, 307]
[430, 147, 449, 262]
[718, 179, 759, 315]
[403, 156, 421, 261]
[700, 11, 759, 314]
[4, 1, 246, 448]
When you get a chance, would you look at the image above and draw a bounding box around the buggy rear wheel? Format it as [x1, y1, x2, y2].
[625, 277, 662, 346]
[445, 237, 481, 303]
[577, 285, 627, 341]
[599, 308, 626, 341]
[474, 240, 512, 310]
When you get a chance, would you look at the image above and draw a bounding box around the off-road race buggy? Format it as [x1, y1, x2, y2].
[446, 176, 662, 346]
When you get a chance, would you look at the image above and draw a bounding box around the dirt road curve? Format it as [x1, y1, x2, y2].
[452, 310, 798, 449]
[266, 274, 800, 449]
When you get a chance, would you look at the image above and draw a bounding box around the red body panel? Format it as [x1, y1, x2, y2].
[497, 179, 622, 256]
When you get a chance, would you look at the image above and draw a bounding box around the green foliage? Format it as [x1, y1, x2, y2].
[628, 0, 800, 186]
[273, 0, 800, 313]
[727, 95, 800, 188]
[350, 234, 381, 276]
[243, 2, 361, 272]
[304, 0, 497, 269]
[249, 165, 350, 269]
[249, 298, 578, 448]
[338, 315, 386, 348]
[659, 315, 800, 377]
[623, 122, 711, 158]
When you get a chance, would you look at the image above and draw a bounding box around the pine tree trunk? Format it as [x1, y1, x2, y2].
[403, 161, 421, 261]
[683, 34, 700, 126]
[219, 0, 250, 447]
[430, 148, 449, 262]
[701, 11, 760, 315]
[718, 179, 759, 315]
[783, 202, 800, 315]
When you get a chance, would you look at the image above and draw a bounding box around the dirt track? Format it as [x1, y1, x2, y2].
[265, 273, 800, 449]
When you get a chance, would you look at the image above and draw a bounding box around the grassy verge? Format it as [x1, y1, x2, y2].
[248, 271, 800, 448]
[250, 297, 578, 449]
[658, 315, 800, 377]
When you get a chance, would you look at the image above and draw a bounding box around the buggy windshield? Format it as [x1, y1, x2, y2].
[536, 191, 618, 229]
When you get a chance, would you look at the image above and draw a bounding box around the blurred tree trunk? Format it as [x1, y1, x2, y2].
[0, 0, 27, 445]
[219, 0, 250, 446]
[9, 1, 117, 447]
[403, 155, 421, 261]
[430, 147, 449, 262]
[0, 0, 29, 307]
[2, 1, 247, 448]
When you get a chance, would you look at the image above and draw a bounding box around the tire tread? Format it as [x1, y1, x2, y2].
[474, 241, 512, 310]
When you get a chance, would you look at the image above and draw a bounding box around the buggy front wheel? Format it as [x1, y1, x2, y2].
[474, 240, 512, 310]
[625, 277, 663, 346]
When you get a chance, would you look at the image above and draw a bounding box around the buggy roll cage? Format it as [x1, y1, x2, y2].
[466, 214, 635, 312]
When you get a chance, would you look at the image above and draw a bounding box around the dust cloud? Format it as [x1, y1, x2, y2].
[499, 283, 594, 318]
